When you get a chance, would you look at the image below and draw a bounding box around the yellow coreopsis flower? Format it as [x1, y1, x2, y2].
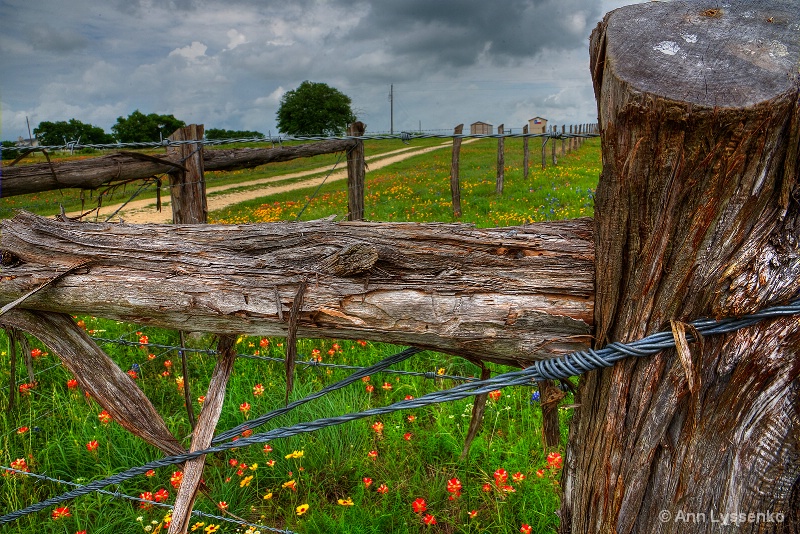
[296, 503, 309, 516]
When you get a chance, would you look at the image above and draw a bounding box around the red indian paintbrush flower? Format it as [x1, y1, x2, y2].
[411, 498, 427, 513]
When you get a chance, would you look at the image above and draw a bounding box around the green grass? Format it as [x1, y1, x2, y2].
[0, 138, 600, 533]
[210, 138, 599, 227]
[0, 138, 444, 220]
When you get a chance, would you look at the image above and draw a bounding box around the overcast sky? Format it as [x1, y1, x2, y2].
[0, 0, 646, 141]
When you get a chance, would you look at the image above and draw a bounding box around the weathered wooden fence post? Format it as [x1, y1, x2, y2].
[496, 124, 505, 194]
[561, 2, 800, 532]
[551, 125, 557, 166]
[522, 124, 530, 180]
[537, 379, 563, 450]
[167, 125, 206, 430]
[167, 124, 207, 224]
[569, 124, 574, 152]
[561, 124, 566, 157]
[541, 131, 548, 169]
[450, 124, 463, 218]
[346, 121, 366, 221]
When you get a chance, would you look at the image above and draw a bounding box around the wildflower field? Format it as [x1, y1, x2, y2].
[0, 137, 600, 533]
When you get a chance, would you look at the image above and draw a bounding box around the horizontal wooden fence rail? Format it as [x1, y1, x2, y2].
[0, 211, 594, 367]
[0, 139, 357, 197]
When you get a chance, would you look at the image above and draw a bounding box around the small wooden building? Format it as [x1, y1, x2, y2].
[470, 121, 492, 135]
[15, 136, 39, 148]
[528, 117, 547, 134]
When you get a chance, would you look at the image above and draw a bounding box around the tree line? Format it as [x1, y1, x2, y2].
[2, 81, 357, 159]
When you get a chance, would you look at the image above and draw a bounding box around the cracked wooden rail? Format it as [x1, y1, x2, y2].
[0, 139, 357, 197]
[0, 211, 594, 368]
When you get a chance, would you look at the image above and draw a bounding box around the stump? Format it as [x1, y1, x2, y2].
[562, 2, 800, 532]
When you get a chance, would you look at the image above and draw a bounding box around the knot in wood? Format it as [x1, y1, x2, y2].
[0, 250, 22, 267]
[321, 243, 378, 276]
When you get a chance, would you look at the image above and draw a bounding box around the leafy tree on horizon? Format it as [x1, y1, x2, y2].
[111, 110, 185, 143]
[205, 128, 264, 140]
[33, 119, 114, 146]
[276, 81, 357, 136]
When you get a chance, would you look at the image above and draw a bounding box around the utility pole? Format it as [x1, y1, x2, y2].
[389, 84, 394, 135]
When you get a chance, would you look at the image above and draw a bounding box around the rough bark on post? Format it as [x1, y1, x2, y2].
[167, 125, 207, 224]
[537, 379, 564, 450]
[450, 124, 464, 218]
[460, 365, 491, 459]
[569, 124, 575, 152]
[522, 125, 530, 180]
[541, 134, 548, 169]
[551, 125, 557, 166]
[169, 336, 237, 534]
[561, 2, 800, 532]
[495, 124, 504, 194]
[346, 121, 366, 221]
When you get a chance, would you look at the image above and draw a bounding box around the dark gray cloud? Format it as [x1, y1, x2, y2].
[29, 25, 89, 54]
[342, 0, 600, 68]
[0, 0, 643, 141]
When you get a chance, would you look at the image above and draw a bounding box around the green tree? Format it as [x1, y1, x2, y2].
[1, 140, 21, 160]
[276, 81, 357, 136]
[205, 128, 264, 140]
[33, 119, 114, 146]
[111, 110, 185, 143]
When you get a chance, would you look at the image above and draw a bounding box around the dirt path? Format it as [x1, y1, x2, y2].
[70, 141, 468, 224]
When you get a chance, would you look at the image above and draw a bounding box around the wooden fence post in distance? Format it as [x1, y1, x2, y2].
[450, 124, 463, 218]
[346, 121, 366, 221]
[495, 124, 504, 194]
[561, 2, 800, 532]
[522, 124, 530, 180]
[167, 124, 207, 224]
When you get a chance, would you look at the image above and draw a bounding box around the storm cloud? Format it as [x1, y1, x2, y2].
[0, 0, 643, 141]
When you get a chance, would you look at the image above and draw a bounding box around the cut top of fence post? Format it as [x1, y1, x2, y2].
[596, 1, 799, 109]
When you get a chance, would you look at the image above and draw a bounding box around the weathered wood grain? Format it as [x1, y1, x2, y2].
[0, 139, 356, 197]
[0, 309, 185, 457]
[169, 336, 237, 534]
[562, 2, 800, 532]
[0, 211, 594, 367]
[167, 125, 207, 224]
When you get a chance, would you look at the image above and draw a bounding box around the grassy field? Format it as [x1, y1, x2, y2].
[0, 139, 444, 220]
[210, 138, 598, 227]
[0, 137, 600, 533]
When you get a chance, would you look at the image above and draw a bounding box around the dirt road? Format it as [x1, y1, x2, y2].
[70, 141, 466, 224]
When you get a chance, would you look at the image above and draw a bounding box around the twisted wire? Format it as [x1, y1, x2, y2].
[2, 130, 599, 153]
[3, 297, 799, 525]
[90, 335, 479, 382]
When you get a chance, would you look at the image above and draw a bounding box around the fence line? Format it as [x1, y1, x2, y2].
[2, 297, 799, 525]
[1, 129, 599, 155]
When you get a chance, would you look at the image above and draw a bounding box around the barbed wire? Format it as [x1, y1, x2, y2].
[0, 466, 296, 534]
[1, 130, 599, 154]
[90, 335, 479, 383]
[3, 296, 799, 525]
